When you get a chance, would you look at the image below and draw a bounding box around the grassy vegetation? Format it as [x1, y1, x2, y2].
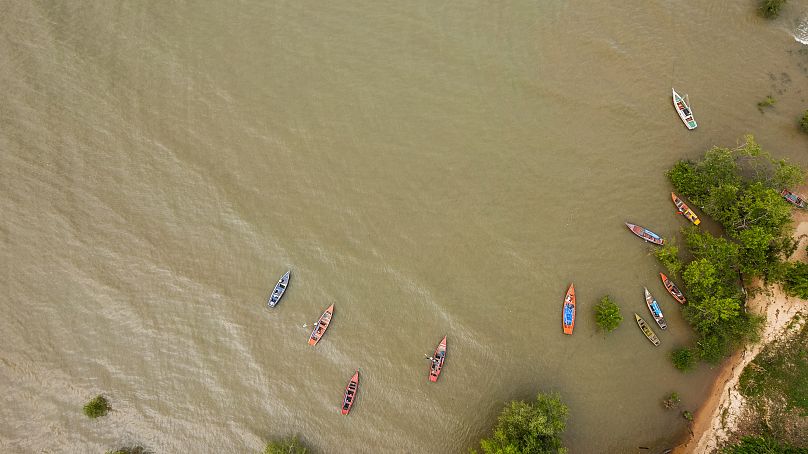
[263, 436, 308, 454]
[593, 295, 622, 333]
[721, 435, 806, 453]
[83, 395, 110, 419]
[739, 320, 808, 415]
[660, 135, 803, 367]
[759, 0, 787, 19]
[476, 392, 568, 454]
[106, 448, 148, 454]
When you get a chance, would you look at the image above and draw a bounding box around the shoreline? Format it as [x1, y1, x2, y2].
[673, 213, 808, 453]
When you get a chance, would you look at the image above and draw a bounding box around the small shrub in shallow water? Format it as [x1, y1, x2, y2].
[106, 447, 148, 454]
[594, 295, 622, 333]
[663, 392, 681, 409]
[759, 0, 787, 18]
[263, 436, 308, 454]
[801, 110, 808, 133]
[671, 347, 697, 372]
[83, 395, 110, 419]
[682, 410, 694, 422]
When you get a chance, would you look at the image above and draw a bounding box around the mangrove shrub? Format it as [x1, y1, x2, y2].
[263, 436, 308, 454]
[759, 0, 787, 19]
[83, 395, 110, 419]
[478, 392, 568, 454]
[801, 110, 808, 133]
[593, 295, 622, 333]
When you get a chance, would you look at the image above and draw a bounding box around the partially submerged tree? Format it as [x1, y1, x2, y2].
[478, 392, 568, 454]
[263, 436, 308, 454]
[759, 0, 787, 19]
[83, 395, 110, 419]
[593, 295, 622, 333]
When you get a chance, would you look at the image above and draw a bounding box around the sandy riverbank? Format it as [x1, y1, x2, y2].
[673, 213, 808, 453]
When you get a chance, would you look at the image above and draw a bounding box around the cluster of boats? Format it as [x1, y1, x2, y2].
[265, 271, 447, 415]
[561, 193, 695, 344]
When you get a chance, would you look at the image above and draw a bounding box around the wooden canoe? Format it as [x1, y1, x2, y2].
[428, 336, 447, 382]
[644, 287, 667, 330]
[635, 313, 661, 346]
[671, 193, 701, 226]
[660, 272, 686, 304]
[672, 88, 697, 130]
[341, 370, 359, 415]
[562, 283, 576, 335]
[625, 222, 665, 245]
[267, 270, 290, 308]
[308, 304, 334, 346]
[781, 189, 806, 208]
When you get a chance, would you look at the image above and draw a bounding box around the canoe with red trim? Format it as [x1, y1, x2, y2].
[428, 336, 447, 382]
[660, 272, 686, 304]
[341, 370, 359, 415]
[562, 283, 576, 335]
[671, 193, 701, 225]
[308, 304, 334, 346]
[625, 222, 665, 245]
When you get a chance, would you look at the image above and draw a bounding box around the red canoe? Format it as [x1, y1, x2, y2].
[341, 370, 359, 415]
[428, 336, 447, 382]
[562, 283, 576, 335]
[660, 272, 686, 304]
[308, 304, 334, 346]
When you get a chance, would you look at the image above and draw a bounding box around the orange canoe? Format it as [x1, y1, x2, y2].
[428, 336, 447, 382]
[671, 192, 701, 225]
[341, 370, 359, 415]
[308, 304, 334, 346]
[660, 272, 686, 304]
[562, 283, 576, 335]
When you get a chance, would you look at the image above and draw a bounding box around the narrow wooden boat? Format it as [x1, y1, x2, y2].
[644, 287, 667, 330]
[341, 370, 359, 415]
[427, 336, 447, 382]
[625, 222, 665, 245]
[671, 193, 701, 225]
[780, 189, 806, 208]
[635, 313, 661, 346]
[308, 304, 334, 346]
[672, 88, 697, 130]
[660, 272, 686, 304]
[267, 270, 290, 308]
[562, 283, 576, 335]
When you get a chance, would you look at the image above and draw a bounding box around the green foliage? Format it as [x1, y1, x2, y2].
[782, 262, 808, 298]
[593, 295, 622, 333]
[654, 243, 682, 278]
[663, 392, 681, 409]
[478, 392, 568, 454]
[263, 436, 308, 454]
[106, 448, 148, 454]
[83, 395, 110, 419]
[721, 435, 807, 453]
[682, 410, 694, 421]
[671, 347, 697, 372]
[801, 110, 808, 133]
[757, 95, 776, 112]
[739, 322, 808, 415]
[759, 0, 787, 18]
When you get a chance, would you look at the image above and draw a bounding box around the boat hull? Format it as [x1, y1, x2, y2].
[644, 287, 667, 330]
[672, 88, 697, 130]
[781, 189, 806, 208]
[341, 370, 359, 415]
[671, 193, 701, 226]
[562, 283, 576, 335]
[428, 336, 447, 382]
[308, 304, 334, 346]
[625, 222, 664, 245]
[660, 272, 686, 304]
[267, 270, 290, 308]
[635, 313, 661, 346]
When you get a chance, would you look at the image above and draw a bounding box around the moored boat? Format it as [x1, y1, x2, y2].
[660, 272, 686, 304]
[634, 313, 661, 346]
[267, 270, 290, 308]
[341, 370, 359, 415]
[672, 88, 697, 130]
[780, 189, 806, 208]
[427, 336, 447, 382]
[644, 287, 667, 330]
[671, 193, 701, 225]
[625, 222, 665, 245]
[308, 304, 334, 346]
[562, 283, 576, 335]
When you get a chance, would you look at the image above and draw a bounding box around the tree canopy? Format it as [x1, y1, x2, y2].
[593, 295, 622, 333]
[478, 392, 568, 454]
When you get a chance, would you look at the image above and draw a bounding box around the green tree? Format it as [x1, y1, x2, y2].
[663, 392, 681, 409]
[83, 395, 110, 419]
[263, 436, 308, 454]
[759, 0, 787, 19]
[478, 393, 568, 454]
[106, 448, 148, 454]
[593, 296, 622, 333]
[782, 262, 808, 298]
[654, 243, 682, 278]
